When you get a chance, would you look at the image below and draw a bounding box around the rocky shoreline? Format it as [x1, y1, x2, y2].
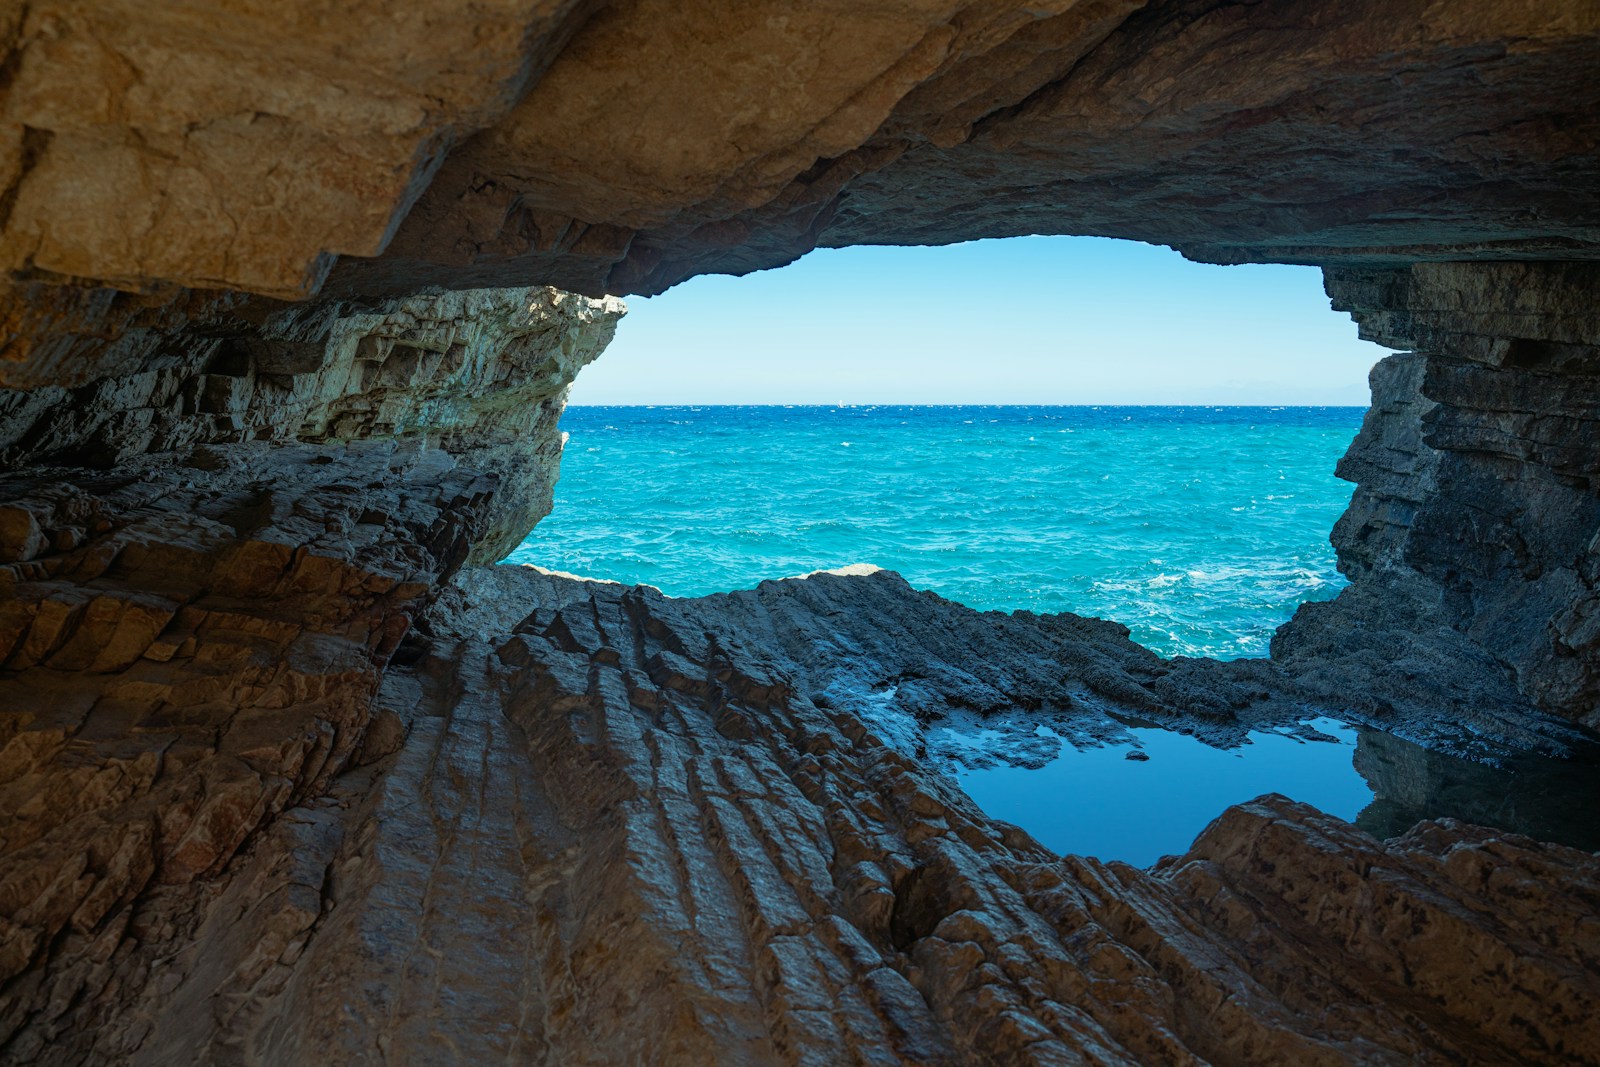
[15, 538, 1600, 1062]
[3, 262, 1599, 1063]
[4, 1, 1599, 1061]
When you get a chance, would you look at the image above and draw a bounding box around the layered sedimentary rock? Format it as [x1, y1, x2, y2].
[0, 290, 615, 1058]
[4, 297, 1599, 1061]
[14, 565, 1599, 1063]
[1, 286, 621, 557]
[1276, 263, 1600, 728]
[5, 279, 1598, 1060]
[4, 1, 1600, 1064]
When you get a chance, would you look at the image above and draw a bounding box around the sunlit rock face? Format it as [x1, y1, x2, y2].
[3, 1, 1598, 300]
[0, 0, 594, 298]
[2, 1, 1600, 1064]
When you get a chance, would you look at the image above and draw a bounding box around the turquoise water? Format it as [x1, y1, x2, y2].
[510, 405, 1363, 659]
[507, 404, 1600, 865]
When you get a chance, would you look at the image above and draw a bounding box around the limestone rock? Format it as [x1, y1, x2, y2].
[2, 6, 1599, 1064]
[0, 0, 596, 298]
[0, 283, 620, 1057]
[3, 1, 1598, 301]
[14, 564, 1593, 1064]
[0, 440, 498, 1059]
[356, 0, 1600, 297]
[1, 285, 621, 558]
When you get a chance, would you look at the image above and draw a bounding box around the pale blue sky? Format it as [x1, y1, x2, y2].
[569, 236, 1387, 405]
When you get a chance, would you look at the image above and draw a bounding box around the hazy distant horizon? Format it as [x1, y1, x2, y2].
[566, 235, 1386, 407]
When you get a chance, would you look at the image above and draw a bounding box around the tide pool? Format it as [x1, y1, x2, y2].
[948, 718, 1372, 866]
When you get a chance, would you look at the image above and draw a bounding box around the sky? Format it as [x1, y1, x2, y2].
[567, 235, 1388, 406]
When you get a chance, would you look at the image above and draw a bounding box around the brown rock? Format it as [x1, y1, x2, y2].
[0, 0, 596, 298]
[1, 6, 1598, 1065]
[32, 564, 1577, 1066]
[4, 2, 1597, 303]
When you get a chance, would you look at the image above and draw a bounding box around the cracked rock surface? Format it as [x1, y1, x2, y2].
[1276, 263, 1600, 729]
[0, 287, 616, 1059]
[13, 563, 1599, 1064]
[1, 258, 1598, 1064]
[2, 4, 1599, 1060]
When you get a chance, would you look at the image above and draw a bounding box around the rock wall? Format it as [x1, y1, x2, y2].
[0, 289, 617, 1058]
[4, 1, 1598, 302]
[1276, 263, 1600, 728]
[0, 0, 597, 298]
[1, 286, 621, 559]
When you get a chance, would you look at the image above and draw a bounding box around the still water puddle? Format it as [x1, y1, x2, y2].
[949, 717, 1370, 867]
[946, 716, 1600, 867]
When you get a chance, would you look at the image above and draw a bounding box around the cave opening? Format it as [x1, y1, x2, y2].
[494, 238, 1600, 866]
[509, 235, 1380, 659]
[500, 236, 1402, 863]
[5, 2, 1600, 1057]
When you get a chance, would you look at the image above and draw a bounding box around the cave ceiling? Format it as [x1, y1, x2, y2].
[1, 0, 1597, 305]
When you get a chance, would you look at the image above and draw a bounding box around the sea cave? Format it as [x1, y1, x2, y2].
[2, 2, 1599, 1064]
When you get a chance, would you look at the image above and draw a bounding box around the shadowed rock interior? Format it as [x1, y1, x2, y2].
[2, 2, 1598, 1063]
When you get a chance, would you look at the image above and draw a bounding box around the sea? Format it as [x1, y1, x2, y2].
[505, 405, 1600, 863]
[506, 404, 1364, 659]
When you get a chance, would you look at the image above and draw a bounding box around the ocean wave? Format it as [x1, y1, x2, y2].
[522, 406, 1359, 659]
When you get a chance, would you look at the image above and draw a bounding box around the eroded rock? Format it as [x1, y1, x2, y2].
[1276, 263, 1600, 728]
[1, 5, 1598, 1063]
[0, 285, 618, 1058]
[2, 2, 1598, 301]
[25, 564, 1587, 1065]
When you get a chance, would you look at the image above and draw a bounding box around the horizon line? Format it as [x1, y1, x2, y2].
[563, 401, 1370, 408]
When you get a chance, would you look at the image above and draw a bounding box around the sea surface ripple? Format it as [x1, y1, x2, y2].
[507, 405, 1364, 660]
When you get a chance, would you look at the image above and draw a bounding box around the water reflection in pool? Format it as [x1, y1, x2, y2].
[947, 714, 1600, 866]
[949, 717, 1371, 867]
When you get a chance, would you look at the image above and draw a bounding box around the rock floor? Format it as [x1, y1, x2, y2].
[10, 556, 1596, 1064]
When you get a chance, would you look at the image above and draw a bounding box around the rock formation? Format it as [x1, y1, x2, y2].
[5, 2, 1599, 299]
[1275, 263, 1600, 729]
[9, 563, 1600, 1063]
[2, 0, 1599, 1063]
[0, 289, 616, 1059]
